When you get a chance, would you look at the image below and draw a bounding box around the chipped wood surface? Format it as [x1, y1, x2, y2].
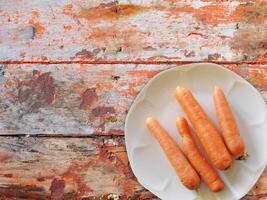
[0, 63, 265, 136]
[0, 0, 267, 199]
[0, 136, 157, 199]
[0, 0, 267, 63]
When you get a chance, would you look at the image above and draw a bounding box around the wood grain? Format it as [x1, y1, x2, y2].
[0, 136, 156, 199]
[0, 136, 264, 200]
[0, 63, 266, 136]
[1, 0, 266, 63]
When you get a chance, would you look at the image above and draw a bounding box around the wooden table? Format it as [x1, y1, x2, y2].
[0, 0, 266, 199]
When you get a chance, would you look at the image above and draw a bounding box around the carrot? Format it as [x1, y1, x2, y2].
[176, 86, 232, 170]
[214, 86, 245, 158]
[176, 117, 224, 192]
[146, 117, 200, 190]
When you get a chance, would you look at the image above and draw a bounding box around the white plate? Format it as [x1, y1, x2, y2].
[125, 63, 267, 200]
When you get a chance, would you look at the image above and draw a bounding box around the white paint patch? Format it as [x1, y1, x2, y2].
[190, 0, 212, 9]
[228, 1, 242, 12]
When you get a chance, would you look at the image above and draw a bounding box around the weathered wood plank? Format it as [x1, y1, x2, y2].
[0, 63, 266, 136]
[0, 0, 266, 62]
[0, 136, 157, 199]
[0, 136, 265, 200]
[0, 63, 171, 136]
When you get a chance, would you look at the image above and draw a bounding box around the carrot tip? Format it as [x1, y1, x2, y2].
[176, 116, 185, 123]
[176, 117, 187, 128]
[176, 86, 187, 94]
[214, 86, 222, 92]
[146, 117, 154, 125]
[176, 86, 181, 92]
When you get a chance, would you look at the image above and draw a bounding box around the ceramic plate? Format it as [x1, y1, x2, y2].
[125, 63, 267, 200]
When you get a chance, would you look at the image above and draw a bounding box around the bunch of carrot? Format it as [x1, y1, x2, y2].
[146, 86, 245, 192]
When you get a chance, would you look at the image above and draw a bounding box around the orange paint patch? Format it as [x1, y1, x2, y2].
[86, 28, 138, 46]
[166, 0, 179, 3]
[248, 67, 267, 88]
[164, 4, 230, 25]
[79, 64, 87, 73]
[29, 19, 45, 36]
[193, 5, 230, 25]
[118, 89, 138, 96]
[63, 4, 73, 15]
[249, 75, 267, 88]
[224, 64, 241, 74]
[62, 162, 94, 198]
[256, 54, 267, 62]
[32, 10, 40, 18]
[95, 83, 113, 91]
[166, 5, 194, 18]
[87, 29, 119, 41]
[231, 1, 267, 24]
[105, 146, 125, 153]
[128, 81, 144, 88]
[71, 83, 87, 94]
[121, 179, 139, 198]
[165, 3, 267, 26]
[96, 70, 112, 76]
[127, 70, 160, 78]
[116, 152, 129, 166]
[77, 4, 146, 21]
[64, 25, 72, 31]
[11, 173, 39, 186]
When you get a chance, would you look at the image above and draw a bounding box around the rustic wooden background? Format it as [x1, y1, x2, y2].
[0, 0, 266, 199]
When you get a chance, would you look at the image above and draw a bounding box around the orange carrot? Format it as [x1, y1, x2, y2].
[176, 86, 232, 170]
[176, 117, 224, 192]
[214, 86, 245, 158]
[146, 117, 200, 189]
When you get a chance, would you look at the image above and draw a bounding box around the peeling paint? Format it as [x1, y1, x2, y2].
[28, 20, 45, 37]
[77, 4, 146, 21]
[231, 1, 267, 24]
[1, 1, 267, 62]
[63, 4, 73, 15]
